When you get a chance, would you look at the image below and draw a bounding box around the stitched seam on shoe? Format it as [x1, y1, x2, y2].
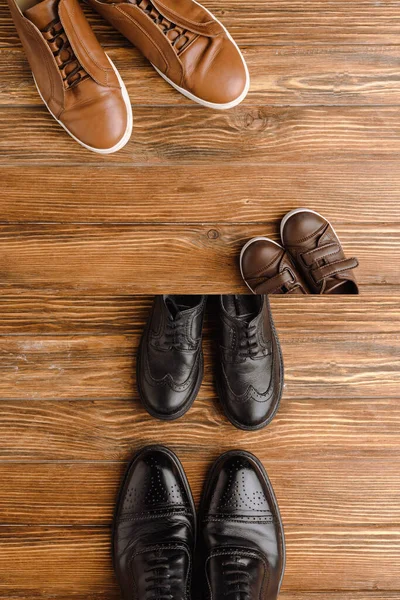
[205, 508, 274, 519]
[247, 260, 278, 279]
[288, 222, 327, 245]
[305, 249, 341, 267]
[119, 509, 193, 521]
[304, 242, 340, 258]
[249, 270, 290, 288]
[204, 517, 275, 523]
[314, 258, 358, 284]
[144, 344, 201, 390]
[220, 363, 274, 403]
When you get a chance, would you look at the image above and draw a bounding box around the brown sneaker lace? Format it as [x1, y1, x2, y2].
[42, 19, 88, 88]
[131, 0, 196, 53]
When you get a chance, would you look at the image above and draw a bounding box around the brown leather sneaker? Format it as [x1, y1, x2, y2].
[281, 208, 359, 294]
[8, 0, 132, 153]
[86, 0, 250, 109]
[240, 237, 309, 294]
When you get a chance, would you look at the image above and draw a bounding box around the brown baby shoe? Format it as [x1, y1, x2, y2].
[280, 209, 359, 294]
[240, 237, 309, 294]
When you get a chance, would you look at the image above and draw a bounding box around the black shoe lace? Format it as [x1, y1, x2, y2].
[222, 558, 252, 600]
[165, 314, 186, 349]
[144, 554, 174, 600]
[42, 19, 87, 88]
[132, 0, 195, 53]
[237, 321, 259, 358]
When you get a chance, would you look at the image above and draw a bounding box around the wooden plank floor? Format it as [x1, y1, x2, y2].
[1, 0, 400, 597]
[0, 0, 400, 293]
[0, 297, 398, 598]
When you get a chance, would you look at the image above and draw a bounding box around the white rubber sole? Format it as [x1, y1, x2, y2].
[33, 54, 133, 154]
[239, 236, 284, 294]
[152, 0, 250, 109]
[280, 207, 339, 245]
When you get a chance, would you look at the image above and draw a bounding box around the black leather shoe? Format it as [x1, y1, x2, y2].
[216, 295, 284, 430]
[199, 450, 285, 600]
[113, 445, 196, 600]
[137, 295, 207, 420]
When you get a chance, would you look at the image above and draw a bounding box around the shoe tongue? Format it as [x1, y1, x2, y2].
[24, 0, 59, 30]
[236, 312, 254, 325]
[165, 296, 193, 319]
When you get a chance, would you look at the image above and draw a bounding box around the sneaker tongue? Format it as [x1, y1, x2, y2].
[24, 0, 58, 30]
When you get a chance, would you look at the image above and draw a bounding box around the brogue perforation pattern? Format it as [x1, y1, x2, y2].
[213, 458, 271, 513]
[122, 455, 189, 513]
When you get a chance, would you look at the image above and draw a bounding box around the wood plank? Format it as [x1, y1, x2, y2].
[4, 46, 400, 107]
[0, 224, 394, 293]
[0, 330, 397, 400]
[3, 0, 400, 47]
[0, 595, 396, 600]
[0, 458, 399, 526]
[2, 162, 400, 224]
[279, 596, 400, 600]
[0, 595, 397, 600]
[277, 596, 400, 600]
[4, 106, 400, 165]
[0, 294, 397, 335]
[0, 397, 399, 461]
[0, 525, 398, 592]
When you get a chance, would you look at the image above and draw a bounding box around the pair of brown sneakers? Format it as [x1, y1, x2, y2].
[240, 208, 359, 295]
[9, 0, 249, 153]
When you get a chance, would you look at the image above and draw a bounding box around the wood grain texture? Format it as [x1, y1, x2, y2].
[0, 525, 399, 593]
[0, 294, 397, 334]
[3, 45, 400, 107]
[1, 0, 400, 593]
[0, 224, 394, 293]
[4, 106, 400, 165]
[0, 596, 397, 600]
[0, 396, 399, 461]
[0, 330, 397, 400]
[0, 595, 398, 600]
[3, 0, 400, 46]
[1, 458, 399, 526]
[2, 162, 400, 224]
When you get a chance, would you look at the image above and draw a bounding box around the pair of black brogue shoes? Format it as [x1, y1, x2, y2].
[114, 445, 285, 600]
[137, 295, 283, 431]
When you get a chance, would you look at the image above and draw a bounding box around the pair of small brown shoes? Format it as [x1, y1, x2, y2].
[240, 208, 359, 295]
